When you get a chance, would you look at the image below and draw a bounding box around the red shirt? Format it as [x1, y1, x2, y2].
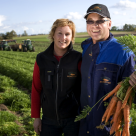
[31, 56, 81, 118]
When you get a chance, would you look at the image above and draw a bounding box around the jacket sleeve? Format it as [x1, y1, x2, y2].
[119, 54, 135, 81]
[31, 61, 42, 118]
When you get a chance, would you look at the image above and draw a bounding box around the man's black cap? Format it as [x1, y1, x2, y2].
[84, 4, 111, 19]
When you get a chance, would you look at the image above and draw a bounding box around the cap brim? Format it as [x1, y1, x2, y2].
[84, 12, 107, 19]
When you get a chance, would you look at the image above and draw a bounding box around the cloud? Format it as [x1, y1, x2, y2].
[111, 0, 136, 9]
[64, 12, 83, 19]
[39, 20, 42, 23]
[23, 26, 29, 30]
[113, 11, 126, 15]
[0, 15, 6, 26]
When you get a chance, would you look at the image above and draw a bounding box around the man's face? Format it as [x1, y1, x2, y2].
[86, 13, 111, 44]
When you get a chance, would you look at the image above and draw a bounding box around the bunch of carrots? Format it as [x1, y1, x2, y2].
[101, 78, 135, 136]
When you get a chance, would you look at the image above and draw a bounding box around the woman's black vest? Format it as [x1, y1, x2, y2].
[36, 42, 82, 120]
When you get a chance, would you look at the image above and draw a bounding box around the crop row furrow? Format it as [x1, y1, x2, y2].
[0, 61, 33, 91]
[0, 54, 35, 65]
[0, 57, 34, 72]
[0, 51, 37, 58]
[0, 51, 37, 59]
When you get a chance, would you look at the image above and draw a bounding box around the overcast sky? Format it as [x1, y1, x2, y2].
[0, 0, 136, 35]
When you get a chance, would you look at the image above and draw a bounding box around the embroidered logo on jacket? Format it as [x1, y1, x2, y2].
[67, 72, 77, 78]
[100, 77, 111, 85]
[89, 53, 92, 56]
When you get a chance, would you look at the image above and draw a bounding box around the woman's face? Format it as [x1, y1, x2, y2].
[53, 26, 72, 52]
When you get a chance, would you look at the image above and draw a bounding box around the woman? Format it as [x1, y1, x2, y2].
[31, 19, 82, 136]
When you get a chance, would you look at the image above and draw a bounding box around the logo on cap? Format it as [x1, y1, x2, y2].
[90, 6, 102, 12]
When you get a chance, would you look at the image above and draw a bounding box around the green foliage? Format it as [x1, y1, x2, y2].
[130, 103, 136, 136]
[0, 52, 35, 90]
[117, 77, 131, 101]
[0, 88, 31, 111]
[0, 74, 17, 92]
[117, 34, 136, 70]
[1, 30, 17, 39]
[111, 26, 118, 31]
[0, 122, 21, 135]
[22, 30, 28, 36]
[0, 111, 17, 124]
[11, 30, 17, 37]
[123, 24, 136, 31]
[117, 34, 136, 54]
[0, 111, 21, 136]
[18, 108, 36, 135]
[0, 74, 33, 135]
[75, 105, 92, 122]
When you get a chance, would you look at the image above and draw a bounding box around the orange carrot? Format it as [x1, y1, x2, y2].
[113, 100, 122, 123]
[110, 115, 114, 124]
[103, 82, 122, 101]
[123, 104, 130, 136]
[102, 95, 116, 122]
[122, 86, 132, 109]
[110, 109, 123, 135]
[105, 96, 118, 123]
[122, 125, 126, 136]
[115, 110, 123, 132]
[102, 102, 112, 122]
[115, 130, 121, 136]
[110, 121, 116, 135]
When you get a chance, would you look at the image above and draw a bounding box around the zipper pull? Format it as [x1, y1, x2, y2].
[44, 95, 45, 101]
[57, 64, 59, 72]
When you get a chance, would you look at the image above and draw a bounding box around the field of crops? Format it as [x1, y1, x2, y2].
[0, 33, 136, 136]
[0, 35, 83, 136]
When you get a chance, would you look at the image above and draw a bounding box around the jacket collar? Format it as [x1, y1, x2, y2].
[43, 41, 73, 61]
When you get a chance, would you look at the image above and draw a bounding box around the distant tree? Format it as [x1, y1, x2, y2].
[0, 30, 17, 39]
[0, 33, 4, 36]
[22, 30, 28, 36]
[11, 30, 17, 37]
[0, 36, 2, 40]
[123, 24, 128, 31]
[123, 24, 135, 31]
[111, 26, 118, 31]
[2, 31, 13, 39]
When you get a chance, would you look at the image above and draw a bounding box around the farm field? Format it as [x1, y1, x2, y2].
[0, 32, 136, 136]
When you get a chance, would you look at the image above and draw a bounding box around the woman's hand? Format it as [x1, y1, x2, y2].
[129, 72, 136, 89]
[33, 118, 41, 135]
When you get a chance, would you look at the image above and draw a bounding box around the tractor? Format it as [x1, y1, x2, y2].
[0, 40, 16, 51]
[21, 39, 35, 52]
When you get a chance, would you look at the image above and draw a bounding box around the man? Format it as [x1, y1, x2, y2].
[79, 3, 135, 136]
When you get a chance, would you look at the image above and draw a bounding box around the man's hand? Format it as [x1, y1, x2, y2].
[33, 118, 41, 135]
[129, 72, 136, 89]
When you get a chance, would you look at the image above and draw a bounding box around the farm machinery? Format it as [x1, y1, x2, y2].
[10, 39, 35, 52]
[0, 40, 16, 51]
[21, 39, 35, 52]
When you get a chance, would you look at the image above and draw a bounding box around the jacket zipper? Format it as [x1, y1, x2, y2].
[56, 64, 59, 121]
[72, 92, 79, 106]
[55, 52, 69, 121]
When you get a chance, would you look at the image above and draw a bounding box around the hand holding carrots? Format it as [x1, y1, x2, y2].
[100, 79, 134, 136]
